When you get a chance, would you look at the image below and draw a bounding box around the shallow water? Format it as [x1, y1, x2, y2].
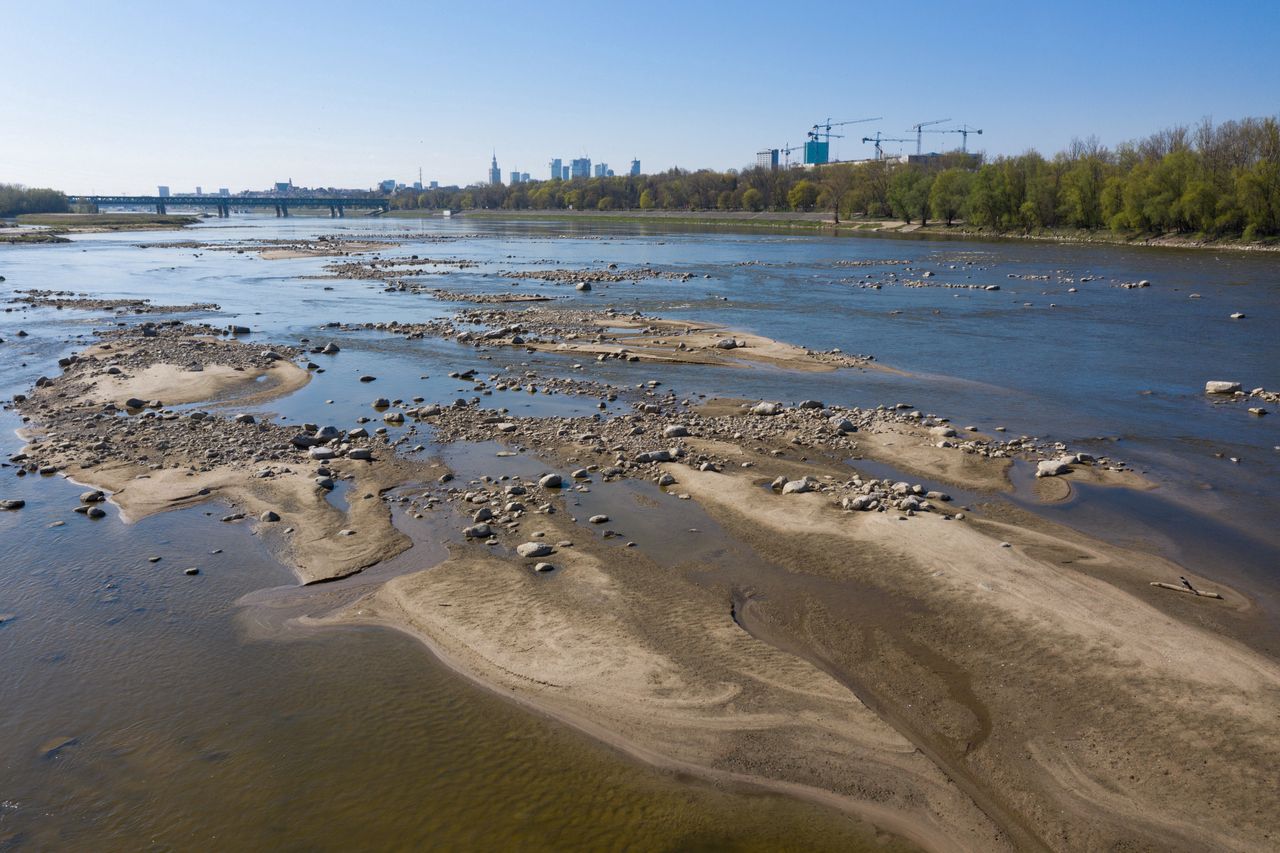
[2, 213, 1278, 848]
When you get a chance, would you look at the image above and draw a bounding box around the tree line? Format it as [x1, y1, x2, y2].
[390, 116, 1280, 240]
[0, 184, 70, 217]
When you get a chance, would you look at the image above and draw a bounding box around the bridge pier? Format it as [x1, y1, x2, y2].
[329, 205, 336, 218]
[281, 204, 289, 218]
[337, 206, 344, 217]
[155, 203, 167, 215]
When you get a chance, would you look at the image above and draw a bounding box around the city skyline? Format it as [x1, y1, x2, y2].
[3, 0, 1278, 193]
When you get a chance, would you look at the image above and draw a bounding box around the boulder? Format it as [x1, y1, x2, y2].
[538, 473, 562, 489]
[1205, 381, 1242, 394]
[1036, 458, 1073, 478]
[516, 542, 553, 558]
[750, 401, 782, 416]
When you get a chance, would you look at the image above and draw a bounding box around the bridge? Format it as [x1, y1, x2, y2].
[67, 195, 392, 218]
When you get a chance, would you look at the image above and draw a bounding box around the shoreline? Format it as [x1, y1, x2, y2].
[392, 209, 1280, 254]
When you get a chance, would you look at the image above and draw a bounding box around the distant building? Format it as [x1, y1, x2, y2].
[561, 166, 570, 180]
[413, 181, 422, 190]
[521, 172, 530, 183]
[429, 181, 439, 190]
[570, 157, 591, 179]
[510, 171, 521, 184]
[630, 159, 641, 176]
[218, 188, 230, 196]
[377, 179, 396, 193]
[756, 149, 779, 170]
[549, 158, 562, 181]
[489, 153, 502, 185]
[276, 181, 293, 193]
[195, 186, 203, 196]
[157, 186, 170, 197]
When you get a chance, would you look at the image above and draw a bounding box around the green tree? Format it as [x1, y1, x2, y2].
[928, 168, 973, 225]
[787, 179, 819, 211]
[638, 189, 655, 210]
[741, 187, 763, 211]
[887, 168, 933, 224]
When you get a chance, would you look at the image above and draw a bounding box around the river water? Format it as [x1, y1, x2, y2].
[2, 214, 1277, 849]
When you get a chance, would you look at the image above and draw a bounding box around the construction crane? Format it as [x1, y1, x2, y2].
[806, 117, 882, 163]
[861, 132, 915, 160]
[780, 143, 804, 168]
[942, 124, 983, 153]
[908, 119, 951, 155]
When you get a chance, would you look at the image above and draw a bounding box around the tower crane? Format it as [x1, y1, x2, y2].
[780, 142, 804, 168]
[807, 117, 882, 163]
[908, 119, 951, 155]
[861, 132, 915, 160]
[944, 124, 983, 153]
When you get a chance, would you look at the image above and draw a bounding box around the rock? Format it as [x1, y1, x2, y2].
[347, 448, 372, 461]
[797, 400, 824, 410]
[0, 499, 25, 511]
[472, 507, 494, 522]
[714, 337, 739, 349]
[86, 506, 106, 519]
[1036, 458, 1073, 478]
[830, 417, 857, 434]
[589, 514, 609, 524]
[663, 425, 690, 438]
[315, 476, 335, 490]
[1205, 381, 1242, 394]
[538, 473, 562, 489]
[124, 397, 146, 409]
[291, 433, 320, 448]
[321, 342, 340, 354]
[781, 478, 814, 495]
[571, 468, 590, 479]
[844, 495, 875, 511]
[372, 398, 390, 408]
[1230, 312, 1246, 319]
[464, 523, 493, 539]
[184, 567, 200, 575]
[534, 562, 555, 572]
[228, 325, 251, 335]
[750, 401, 782, 416]
[575, 281, 592, 291]
[359, 375, 377, 383]
[309, 447, 337, 460]
[260, 349, 284, 361]
[495, 422, 517, 433]
[929, 425, 957, 438]
[234, 413, 255, 424]
[635, 449, 675, 463]
[516, 542, 553, 558]
[260, 510, 280, 522]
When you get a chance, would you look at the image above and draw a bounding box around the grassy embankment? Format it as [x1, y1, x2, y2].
[14, 213, 202, 232]
[389, 208, 1280, 251]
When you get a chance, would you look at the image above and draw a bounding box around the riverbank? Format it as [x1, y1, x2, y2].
[13, 212, 202, 233]
[404, 209, 1280, 253]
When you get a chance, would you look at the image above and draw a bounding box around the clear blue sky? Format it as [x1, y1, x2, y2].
[3, 0, 1277, 193]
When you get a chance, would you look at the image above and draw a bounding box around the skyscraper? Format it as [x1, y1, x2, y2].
[561, 166, 570, 180]
[549, 158, 562, 181]
[756, 149, 780, 170]
[570, 158, 591, 179]
[630, 159, 641, 176]
[489, 153, 502, 185]
[593, 163, 608, 178]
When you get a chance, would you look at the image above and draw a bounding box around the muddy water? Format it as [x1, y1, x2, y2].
[0, 440, 908, 851]
[3, 213, 1279, 848]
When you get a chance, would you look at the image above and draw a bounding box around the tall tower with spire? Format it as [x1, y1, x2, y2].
[488, 152, 502, 186]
